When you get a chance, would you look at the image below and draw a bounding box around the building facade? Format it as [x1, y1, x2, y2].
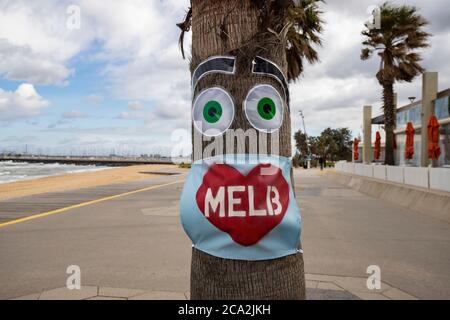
[366, 72, 450, 167]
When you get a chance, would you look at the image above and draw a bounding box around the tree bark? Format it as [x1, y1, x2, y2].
[191, 247, 305, 300]
[189, 0, 305, 300]
[383, 83, 395, 165]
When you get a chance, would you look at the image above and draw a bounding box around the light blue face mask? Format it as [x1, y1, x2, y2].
[180, 154, 301, 261]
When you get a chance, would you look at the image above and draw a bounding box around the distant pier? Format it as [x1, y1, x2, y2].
[0, 155, 175, 167]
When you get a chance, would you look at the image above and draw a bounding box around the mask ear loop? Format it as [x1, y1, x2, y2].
[191, 56, 237, 98]
[251, 56, 290, 105]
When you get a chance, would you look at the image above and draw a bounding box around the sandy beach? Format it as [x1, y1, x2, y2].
[0, 164, 178, 201]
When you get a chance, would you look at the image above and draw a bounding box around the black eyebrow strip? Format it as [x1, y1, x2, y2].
[192, 56, 236, 93]
[252, 56, 290, 103]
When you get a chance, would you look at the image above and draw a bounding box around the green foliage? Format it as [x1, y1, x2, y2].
[178, 162, 192, 169]
[361, 2, 430, 85]
[316, 127, 337, 160]
[284, 0, 324, 81]
[292, 152, 301, 168]
[179, 0, 324, 81]
[361, 2, 430, 164]
[330, 127, 353, 161]
[258, 0, 324, 81]
[294, 127, 353, 161]
[294, 131, 309, 157]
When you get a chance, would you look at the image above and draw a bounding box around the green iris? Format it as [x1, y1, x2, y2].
[257, 97, 276, 120]
[203, 100, 222, 124]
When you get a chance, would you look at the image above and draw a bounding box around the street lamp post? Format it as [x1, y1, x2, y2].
[299, 110, 311, 169]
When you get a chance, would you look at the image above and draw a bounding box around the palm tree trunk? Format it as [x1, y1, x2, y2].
[189, 0, 305, 300]
[191, 248, 305, 299]
[383, 82, 395, 165]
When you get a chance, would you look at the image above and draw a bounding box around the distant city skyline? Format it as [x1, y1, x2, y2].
[0, 144, 173, 158]
[1, 0, 449, 156]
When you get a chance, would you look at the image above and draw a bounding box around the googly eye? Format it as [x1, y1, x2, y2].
[193, 87, 234, 137]
[244, 84, 284, 133]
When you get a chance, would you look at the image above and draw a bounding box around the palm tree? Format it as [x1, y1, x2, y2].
[178, 0, 323, 299]
[361, 2, 430, 165]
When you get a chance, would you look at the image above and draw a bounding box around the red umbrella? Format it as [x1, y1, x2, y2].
[405, 122, 415, 160]
[353, 138, 359, 161]
[374, 131, 381, 160]
[428, 115, 441, 160]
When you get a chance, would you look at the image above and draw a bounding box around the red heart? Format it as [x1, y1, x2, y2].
[196, 163, 289, 246]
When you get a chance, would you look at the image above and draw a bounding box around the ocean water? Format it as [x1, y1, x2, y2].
[0, 161, 110, 184]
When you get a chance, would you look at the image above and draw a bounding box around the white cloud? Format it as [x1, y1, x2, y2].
[289, 0, 450, 141]
[0, 0, 91, 85]
[86, 94, 103, 105]
[0, 0, 190, 87]
[1, 0, 449, 153]
[118, 111, 136, 120]
[78, 0, 169, 57]
[117, 101, 146, 119]
[62, 110, 88, 119]
[0, 83, 50, 120]
[127, 101, 144, 111]
[0, 0, 192, 128]
[0, 40, 72, 85]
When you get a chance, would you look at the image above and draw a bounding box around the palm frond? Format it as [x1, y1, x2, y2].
[176, 6, 192, 60]
[361, 1, 431, 84]
[284, 0, 324, 80]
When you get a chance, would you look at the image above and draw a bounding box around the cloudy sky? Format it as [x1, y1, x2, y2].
[0, 0, 449, 156]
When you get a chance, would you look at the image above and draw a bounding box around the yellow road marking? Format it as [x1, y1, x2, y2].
[0, 180, 185, 229]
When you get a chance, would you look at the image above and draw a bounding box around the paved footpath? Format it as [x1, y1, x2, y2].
[1, 169, 449, 300]
[298, 169, 450, 300]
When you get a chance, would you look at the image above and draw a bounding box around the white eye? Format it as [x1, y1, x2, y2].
[193, 87, 234, 137]
[244, 84, 284, 133]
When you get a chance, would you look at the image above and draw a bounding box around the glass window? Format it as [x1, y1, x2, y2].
[434, 96, 450, 120]
[438, 123, 450, 167]
[395, 133, 405, 165]
[395, 133, 421, 166]
[407, 105, 421, 126]
[412, 137, 421, 167]
[396, 110, 407, 128]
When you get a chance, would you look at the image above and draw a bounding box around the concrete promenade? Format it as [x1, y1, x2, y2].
[0, 169, 449, 300]
[299, 170, 450, 300]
